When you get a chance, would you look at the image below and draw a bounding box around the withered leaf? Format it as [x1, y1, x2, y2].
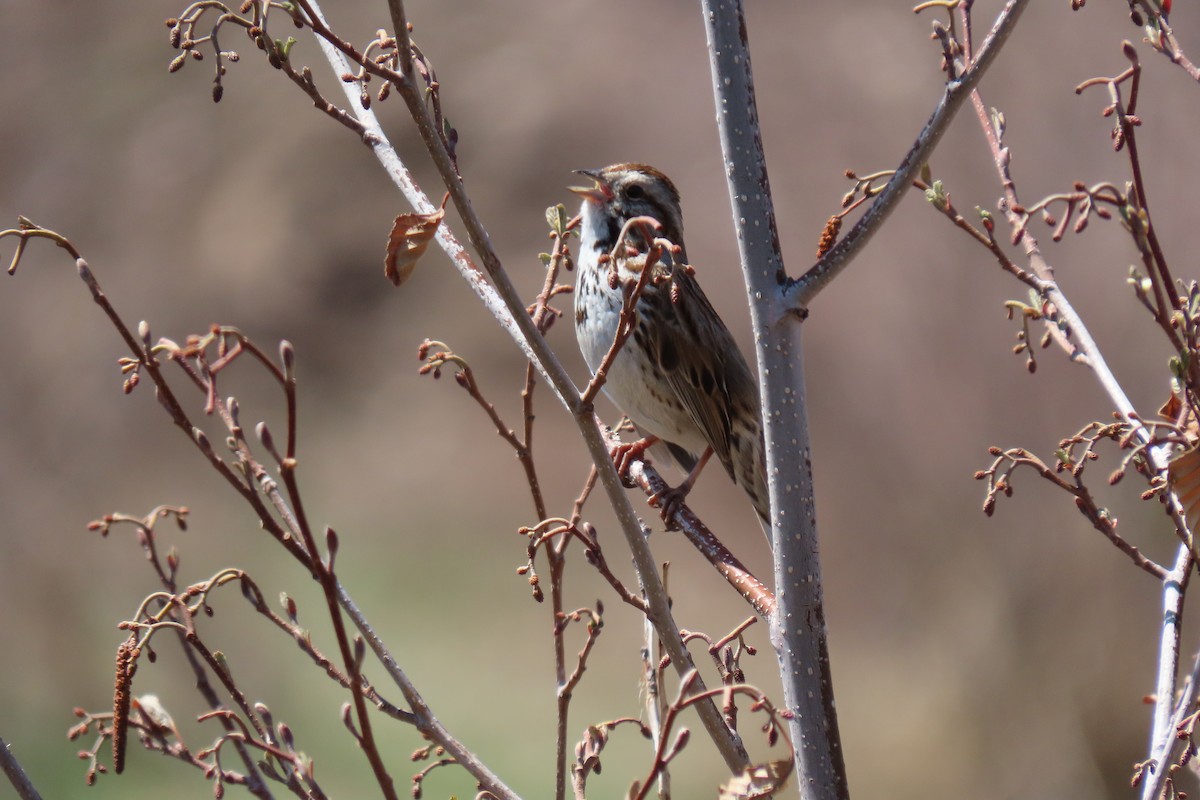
[1169, 445, 1200, 534]
[1159, 391, 1182, 422]
[384, 205, 445, 287]
[718, 759, 794, 800]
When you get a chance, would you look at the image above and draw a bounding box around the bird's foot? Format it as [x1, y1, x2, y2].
[649, 447, 714, 528]
[649, 485, 691, 529]
[609, 435, 659, 488]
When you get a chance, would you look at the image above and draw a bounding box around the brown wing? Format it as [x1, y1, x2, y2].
[643, 265, 759, 483]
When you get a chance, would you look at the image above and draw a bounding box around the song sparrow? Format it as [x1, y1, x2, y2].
[570, 163, 769, 525]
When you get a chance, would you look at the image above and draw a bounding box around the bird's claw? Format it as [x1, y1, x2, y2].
[609, 436, 658, 489]
[648, 485, 690, 530]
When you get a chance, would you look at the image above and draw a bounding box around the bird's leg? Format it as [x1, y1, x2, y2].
[651, 446, 714, 525]
[610, 434, 660, 487]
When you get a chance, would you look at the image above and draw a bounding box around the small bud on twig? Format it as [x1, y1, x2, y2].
[279, 340, 295, 381]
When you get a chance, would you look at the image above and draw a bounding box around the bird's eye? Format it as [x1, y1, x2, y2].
[625, 185, 646, 200]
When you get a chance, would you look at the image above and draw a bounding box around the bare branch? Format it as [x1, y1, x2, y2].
[794, 0, 1030, 307]
[0, 737, 42, 800]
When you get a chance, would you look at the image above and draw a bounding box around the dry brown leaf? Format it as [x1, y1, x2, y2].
[1158, 391, 1182, 422]
[718, 758, 794, 800]
[1159, 390, 1200, 440]
[1169, 445, 1200, 534]
[384, 205, 445, 287]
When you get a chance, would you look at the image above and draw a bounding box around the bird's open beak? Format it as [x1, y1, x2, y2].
[568, 169, 611, 203]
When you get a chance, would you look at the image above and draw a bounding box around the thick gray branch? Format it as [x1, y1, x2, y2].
[700, 2, 846, 798]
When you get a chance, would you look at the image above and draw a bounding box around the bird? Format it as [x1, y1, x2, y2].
[569, 163, 769, 527]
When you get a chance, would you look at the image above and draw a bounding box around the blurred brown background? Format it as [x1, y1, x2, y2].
[3, 1, 1200, 798]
